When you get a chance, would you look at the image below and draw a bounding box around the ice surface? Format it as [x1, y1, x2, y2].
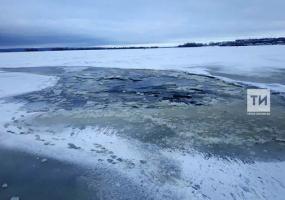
[0, 47, 285, 199]
[1, 117, 284, 200]
[1, 45, 285, 92]
[0, 72, 58, 98]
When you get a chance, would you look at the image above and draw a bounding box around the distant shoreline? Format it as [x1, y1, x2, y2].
[178, 37, 285, 48]
[0, 37, 284, 53]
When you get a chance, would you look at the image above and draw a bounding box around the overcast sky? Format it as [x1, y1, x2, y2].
[1, 0, 285, 47]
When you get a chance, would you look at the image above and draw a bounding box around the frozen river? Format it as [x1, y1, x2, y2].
[0, 45, 285, 90]
[0, 46, 285, 200]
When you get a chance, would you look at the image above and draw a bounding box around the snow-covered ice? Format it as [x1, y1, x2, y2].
[1, 45, 285, 93]
[0, 46, 284, 74]
[0, 72, 58, 98]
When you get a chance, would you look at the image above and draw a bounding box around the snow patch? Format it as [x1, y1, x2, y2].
[0, 72, 58, 98]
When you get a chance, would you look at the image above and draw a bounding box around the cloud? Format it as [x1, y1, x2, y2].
[0, 0, 285, 47]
